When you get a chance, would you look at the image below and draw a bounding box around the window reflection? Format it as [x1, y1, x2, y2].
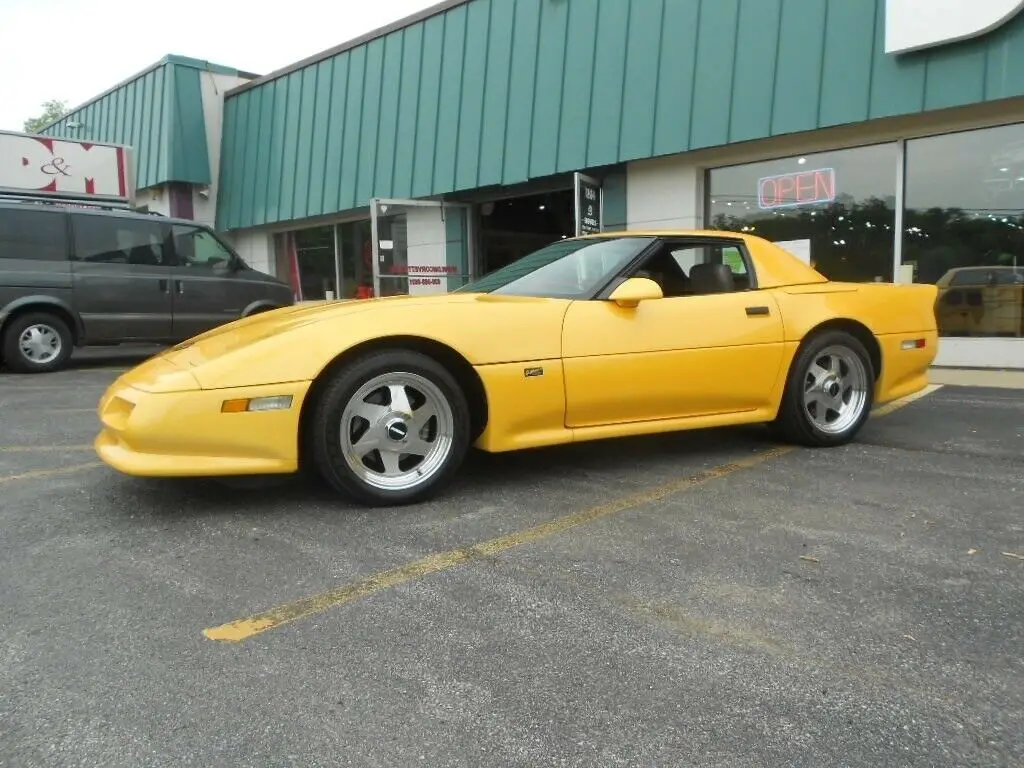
[707, 143, 898, 283]
[903, 124, 1024, 338]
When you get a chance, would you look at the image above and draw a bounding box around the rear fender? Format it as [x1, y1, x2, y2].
[774, 282, 939, 339]
[772, 282, 939, 405]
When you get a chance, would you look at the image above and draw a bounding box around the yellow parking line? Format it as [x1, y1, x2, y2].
[0, 462, 102, 485]
[203, 445, 794, 643]
[0, 445, 93, 453]
[203, 381, 946, 645]
[872, 384, 944, 418]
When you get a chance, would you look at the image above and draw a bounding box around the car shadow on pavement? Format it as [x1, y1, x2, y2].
[107, 425, 780, 518]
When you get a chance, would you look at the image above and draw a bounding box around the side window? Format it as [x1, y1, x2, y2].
[0, 208, 67, 261]
[631, 240, 754, 298]
[171, 226, 234, 270]
[720, 246, 748, 276]
[72, 215, 169, 266]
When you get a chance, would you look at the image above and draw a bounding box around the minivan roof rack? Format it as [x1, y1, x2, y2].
[0, 192, 156, 214]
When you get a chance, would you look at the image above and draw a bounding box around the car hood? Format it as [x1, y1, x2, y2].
[117, 290, 571, 392]
[162, 292, 491, 369]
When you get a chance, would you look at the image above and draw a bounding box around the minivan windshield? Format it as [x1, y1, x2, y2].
[458, 236, 656, 299]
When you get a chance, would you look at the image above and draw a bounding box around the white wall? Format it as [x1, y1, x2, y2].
[934, 338, 1024, 369]
[134, 184, 172, 216]
[226, 228, 275, 276]
[626, 155, 703, 230]
[192, 70, 253, 227]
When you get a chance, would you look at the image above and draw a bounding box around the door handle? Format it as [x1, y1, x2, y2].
[745, 306, 771, 317]
[158, 278, 169, 294]
[175, 280, 184, 295]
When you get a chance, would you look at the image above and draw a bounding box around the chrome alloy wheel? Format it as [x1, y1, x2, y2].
[18, 323, 62, 364]
[801, 344, 869, 435]
[339, 372, 455, 492]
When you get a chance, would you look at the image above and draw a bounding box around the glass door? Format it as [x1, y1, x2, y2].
[370, 198, 473, 297]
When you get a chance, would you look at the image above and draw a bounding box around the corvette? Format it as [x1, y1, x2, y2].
[95, 230, 938, 506]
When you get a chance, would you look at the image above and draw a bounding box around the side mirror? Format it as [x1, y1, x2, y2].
[608, 277, 663, 308]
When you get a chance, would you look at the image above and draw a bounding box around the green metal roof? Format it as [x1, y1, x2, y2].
[40, 55, 258, 191]
[212, 0, 1024, 231]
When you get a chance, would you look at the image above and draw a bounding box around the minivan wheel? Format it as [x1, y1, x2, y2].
[309, 350, 472, 506]
[1, 312, 74, 374]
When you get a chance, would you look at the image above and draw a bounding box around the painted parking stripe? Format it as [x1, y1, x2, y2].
[0, 445, 94, 453]
[0, 462, 102, 485]
[203, 382, 945, 644]
[203, 446, 794, 643]
[871, 384, 944, 418]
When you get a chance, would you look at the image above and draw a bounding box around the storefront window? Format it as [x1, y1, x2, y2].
[336, 219, 374, 299]
[375, 213, 410, 297]
[707, 143, 898, 282]
[290, 225, 336, 301]
[903, 124, 1024, 338]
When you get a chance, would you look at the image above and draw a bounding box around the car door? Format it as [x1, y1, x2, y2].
[69, 212, 174, 342]
[168, 223, 251, 339]
[560, 238, 787, 429]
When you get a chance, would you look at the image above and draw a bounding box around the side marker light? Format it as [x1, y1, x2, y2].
[221, 395, 294, 413]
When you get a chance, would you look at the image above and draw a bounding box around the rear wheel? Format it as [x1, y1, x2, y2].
[772, 330, 875, 447]
[309, 350, 471, 506]
[1, 312, 74, 374]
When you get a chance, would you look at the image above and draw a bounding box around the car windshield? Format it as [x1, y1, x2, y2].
[458, 236, 656, 298]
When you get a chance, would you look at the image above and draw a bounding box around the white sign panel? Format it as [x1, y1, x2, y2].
[885, 0, 1024, 54]
[775, 239, 813, 266]
[404, 207, 452, 296]
[0, 130, 133, 202]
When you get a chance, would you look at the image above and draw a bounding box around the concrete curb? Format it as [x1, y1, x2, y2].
[929, 367, 1024, 389]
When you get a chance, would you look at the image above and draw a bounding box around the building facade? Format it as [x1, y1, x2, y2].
[41, 55, 257, 227]
[41, 0, 1024, 368]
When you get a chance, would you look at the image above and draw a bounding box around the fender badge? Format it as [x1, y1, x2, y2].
[524, 367, 544, 378]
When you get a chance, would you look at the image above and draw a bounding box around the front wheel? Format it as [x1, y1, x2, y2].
[309, 350, 471, 506]
[771, 330, 875, 447]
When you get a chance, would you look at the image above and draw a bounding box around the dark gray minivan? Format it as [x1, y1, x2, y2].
[0, 199, 294, 373]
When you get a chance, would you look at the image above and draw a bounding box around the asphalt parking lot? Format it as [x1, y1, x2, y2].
[1, 351, 1022, 767]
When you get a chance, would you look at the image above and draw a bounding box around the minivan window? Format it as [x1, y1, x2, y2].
[0, 207, 67, 261]
[171, 225, 234, 269]
[72, 215, 169, 266]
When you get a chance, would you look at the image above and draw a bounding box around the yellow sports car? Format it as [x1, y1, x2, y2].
[95, 231, 939, 506]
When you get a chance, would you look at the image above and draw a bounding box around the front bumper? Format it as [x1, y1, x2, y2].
[95, 377, 313, 477]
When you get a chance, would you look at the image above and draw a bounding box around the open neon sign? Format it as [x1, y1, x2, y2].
[757, 167, 836, 210]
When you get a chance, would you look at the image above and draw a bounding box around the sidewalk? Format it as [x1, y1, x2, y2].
[930, 367, 1024, 389]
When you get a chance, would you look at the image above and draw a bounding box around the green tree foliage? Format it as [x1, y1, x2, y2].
[22, 99, 69, 133]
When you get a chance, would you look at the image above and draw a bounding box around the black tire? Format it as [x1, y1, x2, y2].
[771, 330, 875, 447]
[309, 349, 472, 506]
[1, 312, 74, 374]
